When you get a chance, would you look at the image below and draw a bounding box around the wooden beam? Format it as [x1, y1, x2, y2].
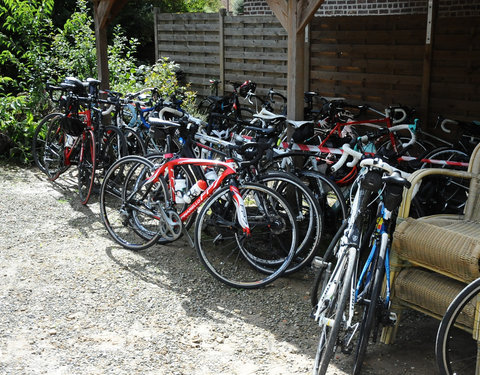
[95, 0, 114, 30]
[420, 0, 438, 128]
[266, 0, 288, 30]
[297, 0, 325, 34]
[219, 8, 226, 95]
[267, 1, 326, 121]
[287, 0, 305, 122]
[93, 0, 110, 90]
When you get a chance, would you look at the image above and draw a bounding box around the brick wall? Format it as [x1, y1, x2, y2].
[243, 0, 480, 17]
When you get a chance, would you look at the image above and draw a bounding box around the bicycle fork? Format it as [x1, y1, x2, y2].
[229, 184, 251, 236]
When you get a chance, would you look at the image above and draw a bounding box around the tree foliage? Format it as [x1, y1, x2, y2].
[0, 0, 202, 162]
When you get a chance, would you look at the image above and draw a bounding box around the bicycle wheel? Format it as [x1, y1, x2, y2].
[96, 125, 128, 181]
[352, 241, 386, 375]
[100, 155, 169, 250]
[298, 170, 347, 241]
[256, 171, 323, 274]
[77, 130, 96, 205]
[122, 127, 146, 156]
[313, 245, 356, 375]
[417, 147, 469, 216]
[262, 156, 348, 247]
[194, 183, 298, 288]
[32, 113, 69, 180]
[435, 278, 480, 375]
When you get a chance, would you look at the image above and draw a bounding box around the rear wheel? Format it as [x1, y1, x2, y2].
[256, 171, 323, 274]
[77, 130, 96, 205]
[195, 183, 297, 288]
[122, 127, 146, 156]
[96, 125, 128, 183]
[416, 147, 469, 216]
[32, 113, 69, 180]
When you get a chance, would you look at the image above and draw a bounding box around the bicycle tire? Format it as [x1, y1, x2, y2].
[77, 130, 96, 205]
[32, 113, 69, 180]
[313, 246, 356, 375]
[418, 147, 469, 215]
[96, 125, 128, 180]
[100, 155, 168, 250]
[262, 156, 348, 245]
[435, 277, 480, 375]
[122, 127, 147, 156]
[255, 171, 323, 274]
[194, 183, 298, 288]
[352, 247, 386, 375]
[311, 220, 348, 308]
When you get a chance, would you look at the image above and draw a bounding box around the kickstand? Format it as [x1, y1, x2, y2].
[182, 227, 195, 248]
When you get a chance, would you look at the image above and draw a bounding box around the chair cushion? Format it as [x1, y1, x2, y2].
[393, 218, 480, 282]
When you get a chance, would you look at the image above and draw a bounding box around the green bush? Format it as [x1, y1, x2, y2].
[0, 0, 198, 163]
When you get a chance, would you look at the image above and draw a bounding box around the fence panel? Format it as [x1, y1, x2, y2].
[309, 15, 427, 112]
[154, 10, 478, 124]
[430, 16, 480, 121]
[223, 15, 288, 99]
[155, 11, 220, 96]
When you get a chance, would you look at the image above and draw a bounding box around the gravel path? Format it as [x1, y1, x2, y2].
[0, 164, 439, 374]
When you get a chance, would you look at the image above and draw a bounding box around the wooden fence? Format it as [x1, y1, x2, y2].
[154, 9, 479, 126]
[154, 10, 287, 99]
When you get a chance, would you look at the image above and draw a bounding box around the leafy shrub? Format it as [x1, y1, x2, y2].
[0, 0, 198, 163]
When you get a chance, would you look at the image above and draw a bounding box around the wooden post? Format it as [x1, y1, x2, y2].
[267, 0, 325, 123]
[420, 0, 438, 129]
[287, 14, 305, 122]
[219, 8, 226, 95]
[304, 24, 311, 93]
[93, 0, 110, 91]
[154, 8, 159, 62]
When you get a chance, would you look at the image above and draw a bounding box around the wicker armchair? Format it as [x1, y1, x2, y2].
[382, 142, 480, 344]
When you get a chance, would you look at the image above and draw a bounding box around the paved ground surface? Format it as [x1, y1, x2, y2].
[0, 163, 441, 374]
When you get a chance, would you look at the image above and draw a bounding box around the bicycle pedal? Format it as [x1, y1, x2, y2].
[381, 311, 397, 326]
[387, 312, 397, 326]
[311, 256, 328, 269]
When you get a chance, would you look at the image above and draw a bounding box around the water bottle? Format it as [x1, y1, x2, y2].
[174, 178, 186, 203]
[183, 180, 207, 204]
[204, 168, 217, 185]
[65, 135, 76, 148]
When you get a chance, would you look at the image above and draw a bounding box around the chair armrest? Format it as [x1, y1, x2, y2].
[399, 168, 474, 218]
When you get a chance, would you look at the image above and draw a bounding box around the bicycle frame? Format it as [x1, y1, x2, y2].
[355, 202, 392, 307]
[146, 156, 251, 234]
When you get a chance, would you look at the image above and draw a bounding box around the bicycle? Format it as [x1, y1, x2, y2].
[33, 77, 127, 204]
[435, 277, 480, 375]
[310, 135, 412, 375]
[99, 118, 299, 288]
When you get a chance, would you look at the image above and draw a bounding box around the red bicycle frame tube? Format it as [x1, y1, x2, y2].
[146, 157, 238, 222]
[320, 117, 396, 152]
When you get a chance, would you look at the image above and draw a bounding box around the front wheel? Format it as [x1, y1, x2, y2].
[100, 155, 169, 250]
[195, 183, 298, 288]
[313, 247, 356, 375]
[353, 254, 386, 374]
[435, 277, 480, 375]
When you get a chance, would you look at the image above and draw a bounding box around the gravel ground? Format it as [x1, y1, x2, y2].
[0, 164, 440, 375]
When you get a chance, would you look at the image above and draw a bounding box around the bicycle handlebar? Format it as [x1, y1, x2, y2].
[359, 158, 394, 175]
[331, 144, 363, 172]
[439, 118, 458, 134]
[330, 124, 416, 173]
